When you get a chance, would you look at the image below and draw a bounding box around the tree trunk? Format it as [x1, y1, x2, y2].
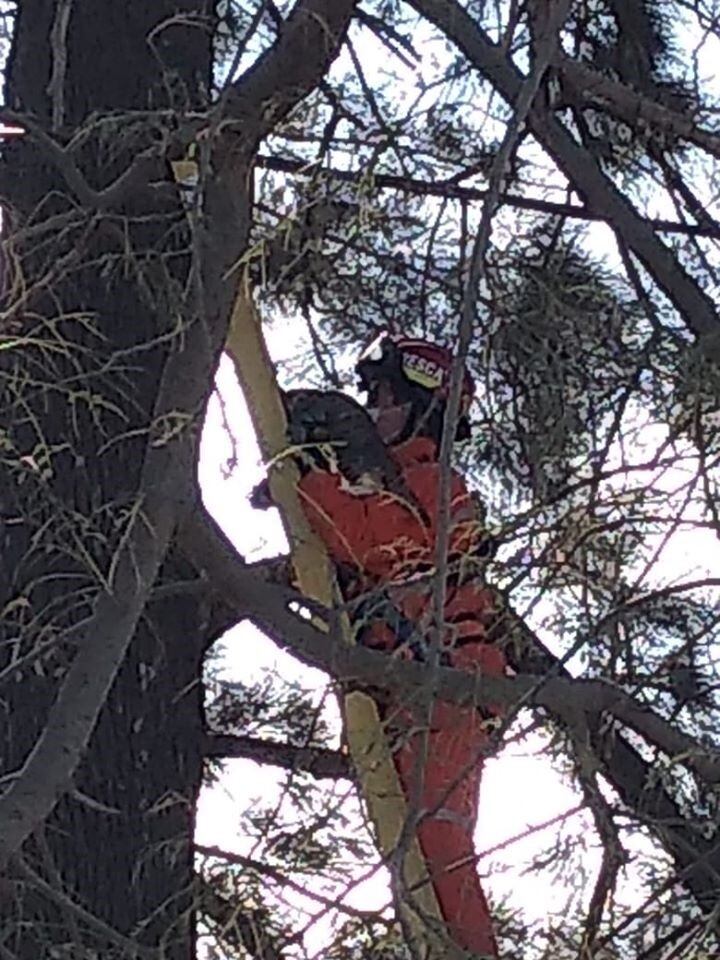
[0, 2, 224, 956]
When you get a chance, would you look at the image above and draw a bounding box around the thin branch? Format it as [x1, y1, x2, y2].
[569, 716, 625, 957]
[0, 111, 165, 212]
[433, 0, 573, 646]
[46, 0, 73, 130]
[12, 858, 158, 959]
[201, 879, 286, 960]
[355, 7, 419, 69]
[255, 154, 720, 238]
[197, 844, 379, 921]
[346, 33, 408, 175]
[597, 578, 720, 628]
[221, 1, 270, 91]
[406, 0, 573, 913]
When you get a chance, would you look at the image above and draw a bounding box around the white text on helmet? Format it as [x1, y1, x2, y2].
[402, 353, 444, 386]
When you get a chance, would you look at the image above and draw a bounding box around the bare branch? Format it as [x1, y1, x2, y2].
[46, 0, 73, 130]
[11, 858, 160, 959]
[355, 7, 419, 69]
[570, 717, 626, 955]
[0, 110, 165, 211]
[432, 0, 573, 665]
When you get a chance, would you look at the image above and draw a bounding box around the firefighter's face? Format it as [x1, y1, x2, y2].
[366, 379, 411, 443]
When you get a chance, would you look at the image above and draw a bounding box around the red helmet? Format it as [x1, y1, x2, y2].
[356, 331, 475, 416]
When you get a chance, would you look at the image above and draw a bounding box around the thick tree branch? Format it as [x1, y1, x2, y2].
[222, 0, 357, 140]
[499, 601, 720, 911]
[408, 0, 720, 343]
[557, 55, 720, 163]
[182, 507, 720, 785]
[204, 732, 350, 778]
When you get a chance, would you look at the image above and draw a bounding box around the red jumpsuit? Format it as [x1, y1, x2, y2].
[298, 436, 504, 958]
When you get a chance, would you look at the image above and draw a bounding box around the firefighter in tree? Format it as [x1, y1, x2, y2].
[258, 332, 504, 958]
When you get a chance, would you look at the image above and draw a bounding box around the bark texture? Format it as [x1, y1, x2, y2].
[0, 3, 218, 956]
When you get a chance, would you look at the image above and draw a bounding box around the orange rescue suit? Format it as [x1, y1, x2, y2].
[298, 436, 504, 958]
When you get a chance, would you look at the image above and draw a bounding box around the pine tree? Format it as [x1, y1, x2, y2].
[2, 2, 720, 958]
